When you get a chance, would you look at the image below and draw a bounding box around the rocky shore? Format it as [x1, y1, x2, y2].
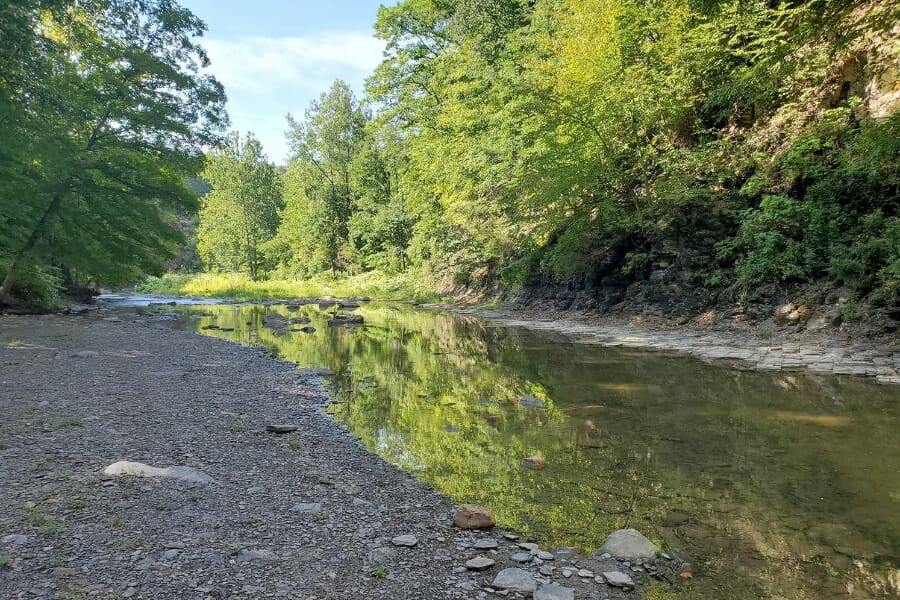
[0, 311, 685, 599]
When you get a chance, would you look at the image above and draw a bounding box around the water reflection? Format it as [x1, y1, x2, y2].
[159, 301, 900, 599]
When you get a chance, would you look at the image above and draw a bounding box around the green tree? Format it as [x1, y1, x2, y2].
[277, 80, 368, 275]
[0, 0, 226, 305]
[197, 132, 282, 280]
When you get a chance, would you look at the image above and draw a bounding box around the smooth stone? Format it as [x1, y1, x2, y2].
[523, 456, 546, 469]
[235, 549, 277, 563]
[603, 570, 635, 587]
[453, 504, 496, 529]
[492, 568, 538, 592]
[102, 461, 213, 484]
[391, 534, 418, 547]
[598, 528, 657, 560]
[473, 538, 499, 550]
[534, 550, 555, 560]
[367, 546, 397, 564]
[465, 556, 496, 571]
[511, 552, 533, 563]
[534, 583, 575, 600]
[519, 395, 545, 408]
[265, 424, 298, 433]
[291, 502, 323, 514]
[518, 542, 539, 551]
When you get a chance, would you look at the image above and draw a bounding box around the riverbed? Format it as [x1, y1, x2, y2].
[135, 299, 900, 600]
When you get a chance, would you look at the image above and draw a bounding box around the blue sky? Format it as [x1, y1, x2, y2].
[181, 0, 389, 164]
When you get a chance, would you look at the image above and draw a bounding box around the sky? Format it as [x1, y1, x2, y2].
[180, 0, 389, 164]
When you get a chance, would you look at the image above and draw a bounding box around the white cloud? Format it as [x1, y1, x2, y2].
[200, 32, 386, 164]
[203, 33, 385, 94]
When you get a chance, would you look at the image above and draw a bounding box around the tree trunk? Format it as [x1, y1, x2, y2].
[0, 194, 62, 303]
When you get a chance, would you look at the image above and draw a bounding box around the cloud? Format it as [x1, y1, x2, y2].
[203, 33, 385, 95]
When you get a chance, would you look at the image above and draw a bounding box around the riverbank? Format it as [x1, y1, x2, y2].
[410, 304, 900, 385]
[0, 310, 668, 599]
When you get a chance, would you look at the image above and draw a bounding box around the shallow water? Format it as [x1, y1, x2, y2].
[157, 301, 900, 599]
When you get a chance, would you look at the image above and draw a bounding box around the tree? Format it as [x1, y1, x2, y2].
[197, 132, 282, 280]
[0, 0, 226, 304]
[278, 80, 368, 275]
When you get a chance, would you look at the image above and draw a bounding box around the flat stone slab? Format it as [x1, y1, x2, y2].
[473, 538, 499, 550]
[603, 570, 635, 587]
[265, 424, 298, 433]
[598, 528, 656, 560]
[391, 534, 418, 547]
[291, 502, 323, 514]
[103, 461, 213, 484]
[492, 568, 537, 592]
[465, 556, 495, 571]
[534, 583, 575, 600]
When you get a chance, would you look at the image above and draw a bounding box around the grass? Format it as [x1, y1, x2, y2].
[225, 542, 244, 556]
[0, 441, 8, 450]
[136, 271, 446, 303]
[0, 554, 12, 570]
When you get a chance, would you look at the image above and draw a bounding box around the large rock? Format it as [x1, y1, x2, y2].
[453, 504, 495, 529]
[774, 303, 812, 325]
[491, 568, 537, 592]
[103, 461, 213, 484]
[524, 456, 546, 469]
[597, 528, 656, 560]
[534, 583, 575, 600]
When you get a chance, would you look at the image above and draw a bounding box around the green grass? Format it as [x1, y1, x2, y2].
[137, 271, 447, 303]
[0, 554, 12, 570]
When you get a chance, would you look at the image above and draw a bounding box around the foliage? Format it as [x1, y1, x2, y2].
[197, 132, 282, 280]
[0, 0, 226, 306]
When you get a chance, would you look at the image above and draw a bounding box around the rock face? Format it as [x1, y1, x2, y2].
[523, 455, 546, 469]
[102, 461, 213, 484]
[597, 528, 657, 560]
[534, 583, 576, 600]
[491, 568, 538, 592]
[452, 504, 495, 529]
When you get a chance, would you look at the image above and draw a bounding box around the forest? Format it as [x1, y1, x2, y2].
[2, 0, 899, 316]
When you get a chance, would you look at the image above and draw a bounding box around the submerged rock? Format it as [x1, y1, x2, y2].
[598, 528, 657, 560]
[453, 504, 495, 529]
[103, 461, 213, 484]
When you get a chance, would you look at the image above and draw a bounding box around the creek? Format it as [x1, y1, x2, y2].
[132, 299, 899, 599]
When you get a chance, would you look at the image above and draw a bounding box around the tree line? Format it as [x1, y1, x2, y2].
[3, 0, 898, 309]
[199, 0, 900, 309]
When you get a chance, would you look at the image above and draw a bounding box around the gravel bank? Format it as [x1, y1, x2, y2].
[0, 312, 662, 599]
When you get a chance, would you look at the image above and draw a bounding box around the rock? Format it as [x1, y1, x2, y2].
[162, 549, 179, 560]
[291, 502, 323, 514]
[327, 314, 364, 327]
[518, 543, 539, 551]
[539, 565, 554, 576]
[1, 534, 27, 546]
[265, 424, 298, 434]
[511, 552, 532, 563]
[453, 504, 495, 529]
[534, 550, 554, 560]
[473, 538, 499, 550]
[523, 456, 546, 469]
[534, 583, 575, 600]
[391, 534, 418, 547]
[163, 542, 185, 550]
[102, 461, 213, 484]
[235, 549, 277, 563]
[444, 425, 459, 433]
[465, 556, 495, 571]
[367, 546, 397, 564]
[603, 570, 635, 587]
[598, 528, 657, 560]
[774, 303, 812, 325]
[491, 568, 538, 592]
[519, 395, 545, 408]
[72, 350, 99, 358]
